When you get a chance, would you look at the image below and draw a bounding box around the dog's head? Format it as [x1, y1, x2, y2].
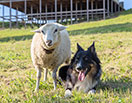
[72, 42, 100, 81]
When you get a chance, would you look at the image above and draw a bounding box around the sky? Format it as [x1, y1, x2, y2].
[0, 5, 24, 16]
[0, 5, 24, 21]
[123, 0, 132, 10]
[0, 0, 131, 21]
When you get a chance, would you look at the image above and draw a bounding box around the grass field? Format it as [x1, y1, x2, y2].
[0, 9, 132, 103]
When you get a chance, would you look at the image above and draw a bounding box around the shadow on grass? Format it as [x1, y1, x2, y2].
[0, 22, 132, 42]
[99, 77, 132, 93]
[69, 23, 132, 35]
[0, 35, 33, 42]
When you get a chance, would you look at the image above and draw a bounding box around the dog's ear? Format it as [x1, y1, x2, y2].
[77, 43, 84, 51]
[70, 43, 84, 65]
[88, 42, 101, 64]
[88, 42, 96, 53]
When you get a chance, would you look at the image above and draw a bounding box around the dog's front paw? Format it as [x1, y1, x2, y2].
[88, 89, 96, 94]
[65, 90, 72, 98]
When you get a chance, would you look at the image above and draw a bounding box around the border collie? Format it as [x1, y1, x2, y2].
[59, 42, 102, 97]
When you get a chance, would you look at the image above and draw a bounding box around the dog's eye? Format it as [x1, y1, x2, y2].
[75, 57, 79, 62]
[54, 29, 58, 33]
[42, 31, 45, 35]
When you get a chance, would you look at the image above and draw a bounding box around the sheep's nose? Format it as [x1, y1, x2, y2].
[46, 40, 52, 46]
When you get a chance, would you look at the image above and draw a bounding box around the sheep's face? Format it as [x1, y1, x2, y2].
[34, 23, 67, 48]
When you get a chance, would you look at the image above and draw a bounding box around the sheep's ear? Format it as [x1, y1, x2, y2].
[32, 29, 41, 33]
[59, 25, 67, 31]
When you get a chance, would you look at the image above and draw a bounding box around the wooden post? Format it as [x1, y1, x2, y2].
[75, 0, 78, 22]
[95, 0, 98, 19]
[37, 9, 38, 26]
[16, 7, 18, 28]
[9, 0, 12, 29]
[80, 0, 82, 19]
[55, 0, 57, 22]
[86, 0, 89, 22]
[118, 3, 120, 12]
[111, 0, 113, 14]
[91, 0, 93, 20]
[107, 0, 109, 17]
[70, 0, 73, 24]
[24, 0, 27, 29]
[39, 0, 42, 26]
[45, 0, 47, 23]
[31, 5, 33, 27]
[103, 0, 105, 20]
[60, 0, 63, 23]
[66, 3, 68, 23]
[51, 5, 54, 23]
[115, 2, 117, 13]
[96, 0, 98, 9]
[2, 5, 4, 28]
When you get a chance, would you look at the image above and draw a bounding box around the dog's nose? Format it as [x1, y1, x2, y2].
[46, 40, 52, 46]
[76, 66, 82, 70]
[76, 63, 82, 70]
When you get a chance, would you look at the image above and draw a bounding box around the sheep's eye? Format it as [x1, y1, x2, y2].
[42, 31, 45, 34]
[54, 29, 58, 33]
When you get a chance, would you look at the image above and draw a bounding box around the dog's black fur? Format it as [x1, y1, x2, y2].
[59, 42, 102, 96]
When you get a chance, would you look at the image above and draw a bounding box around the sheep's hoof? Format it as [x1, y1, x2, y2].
[65, 90, 72, 98]
[88, 89, 96, 95]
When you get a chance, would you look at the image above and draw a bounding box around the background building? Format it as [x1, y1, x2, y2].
[0, 0, 124, 29]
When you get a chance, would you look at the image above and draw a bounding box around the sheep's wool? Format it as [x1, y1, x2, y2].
[31, 23, 71, 70]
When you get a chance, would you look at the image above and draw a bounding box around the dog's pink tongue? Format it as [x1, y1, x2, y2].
[78, 72, 85, 81]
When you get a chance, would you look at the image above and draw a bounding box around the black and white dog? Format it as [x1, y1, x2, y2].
[59, 42, 102, 97]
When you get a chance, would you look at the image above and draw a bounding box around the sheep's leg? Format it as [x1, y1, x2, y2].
[44, 68, 48, 81]
[35, 68, 42, 92]
[52, 67, 58, 90]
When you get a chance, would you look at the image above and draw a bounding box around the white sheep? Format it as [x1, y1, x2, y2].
[31, 23, 71, 91]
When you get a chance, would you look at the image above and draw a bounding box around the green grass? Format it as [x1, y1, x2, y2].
[0, 9, 132, 103]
